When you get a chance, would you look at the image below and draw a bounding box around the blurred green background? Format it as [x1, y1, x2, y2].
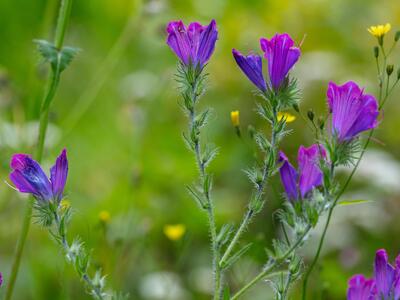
[0, 0, 400, 299]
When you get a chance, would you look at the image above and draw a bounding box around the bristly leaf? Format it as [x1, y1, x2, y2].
[254, 132, 271, 152]
[195, 108, 211, 129]
[220, 243, 252, 269]
[186, 185, 209, 209]
[34, 39, 79, 74]
[182, 132, 195, 152]
[202, 145, 219, 168]
[217, 223, 234, 248]
[243, 167, 263, 189]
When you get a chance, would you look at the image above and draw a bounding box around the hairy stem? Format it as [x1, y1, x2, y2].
[231, 225, 312, 300]
[187, 74, 221, 299]
[5, 1, 73, 299]
[220, 106, 278, 267]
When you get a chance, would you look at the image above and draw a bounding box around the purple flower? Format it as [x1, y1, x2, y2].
[347, 249, 400, 300]
[327, 81, 379, 141]
[260, 33, 301, 91]
[232, 49, 267, 92]
[278, 144, 326, 201]
[0, 272, 2, 287]
[10, 149, 68, 203]
[166, 20, 218, 68]
[347, 275, 376, 300]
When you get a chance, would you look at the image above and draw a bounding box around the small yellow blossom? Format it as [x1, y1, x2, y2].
[230, 110, 240, 127]
[277, 112, 296, 123]
[99, 210, 111, 223]
[163, 224, 186, 241]
[368, 23, 391, 37]
[60, 199, 71, 210]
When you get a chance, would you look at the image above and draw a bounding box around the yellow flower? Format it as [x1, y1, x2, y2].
[230, 110, 240, 127]
[60, 199, 71, 210]
[99, 210, 111, 223]
[368, 23, 391, 37]
[163, 224, 186, 241]
[277, 112, 296, 123]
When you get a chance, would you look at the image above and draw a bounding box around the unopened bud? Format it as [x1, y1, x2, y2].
[307, 109, 315, 122]
[397, 68, 400, 80]
[292, 103, 300, 113]
[395, 31, 400, 42]
[247, 125, 255, 139]
[374, 46, 379, 58]
[317, 116, 325, 130]
[387, 64, 394, 76]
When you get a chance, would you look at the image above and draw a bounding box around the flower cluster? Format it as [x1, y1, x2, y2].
[233, 33, 300, 93]
[348, 249, 400, 300]
[166, 20, 218, 69]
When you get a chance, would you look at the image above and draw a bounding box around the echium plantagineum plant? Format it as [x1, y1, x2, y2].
[167, 18, 400, 300]
[4, 0, 127, 299]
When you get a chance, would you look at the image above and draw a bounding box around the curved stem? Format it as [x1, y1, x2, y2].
[5, 1, 73, 299]
[301, 130, 373, 300]
[231, 225, 311, 300]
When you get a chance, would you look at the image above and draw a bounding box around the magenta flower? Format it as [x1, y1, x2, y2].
[0, 272, 2, 287]
[347, 275, 376, 300]
[166, 19, 218, 68]
[260, 33, 301, 91]
[327, 81, 379, 141]
[232, 33, 300, 93]
[347, 249, 400, 300]
[278, 144, 326, 201]
[232, 49, 267, 92]
[10, 149, 68, 203]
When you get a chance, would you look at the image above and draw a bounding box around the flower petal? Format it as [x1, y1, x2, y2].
[10, 154, 52, 201]
[232, 49, 267, 92]
[50, 149, 68, 203]
[166, 20, 191, 65]
[297, 144, 325, 198]
[374, 249, 396, 299]
[260, 33, 300, 91]
[278, 151, 298, 201]
[327, 81, 378, 141]
[196, 19, 218, 67]
[347, 274, 376, 300]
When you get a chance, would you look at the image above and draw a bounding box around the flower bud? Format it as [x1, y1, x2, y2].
[387, 64, 394, 76]
[317, 116, 325, 130]
[292, 103, 300, 112]
[397, 68, 400, 80]
[373, 46, 379, 58]
[307, 109, 315, 122]
[395, 31, 400, 42]
[230, 110, 240, 127]
[247, 125, 255, 139]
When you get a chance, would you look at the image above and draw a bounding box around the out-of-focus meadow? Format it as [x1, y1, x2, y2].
[0, 0, 400, 299]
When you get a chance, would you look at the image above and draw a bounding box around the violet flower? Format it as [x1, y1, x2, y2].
[166, 19, 218, 68]
[260, 33, 301, 91]
[347, 274, 376, 300]
[347, 249, 400, 300]
[0, 272, 2, 287]
[327, 81, 379, 141]
[10, 149, 68, 203]
[232, 33, 300, 93]
[278, 144, 326, 201]
[232, 49, 267, 92]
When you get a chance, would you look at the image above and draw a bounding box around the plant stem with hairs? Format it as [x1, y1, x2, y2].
[179, 64, 222, 299]
[5, 1, 73, 299]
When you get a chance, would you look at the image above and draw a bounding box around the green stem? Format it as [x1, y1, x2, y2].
[231, 225, 311, 300]
[301, 130, 374, 300]
[188, 78, 221, 299]
[220, 106, 278, 268]
[5, 1, 73, 299]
